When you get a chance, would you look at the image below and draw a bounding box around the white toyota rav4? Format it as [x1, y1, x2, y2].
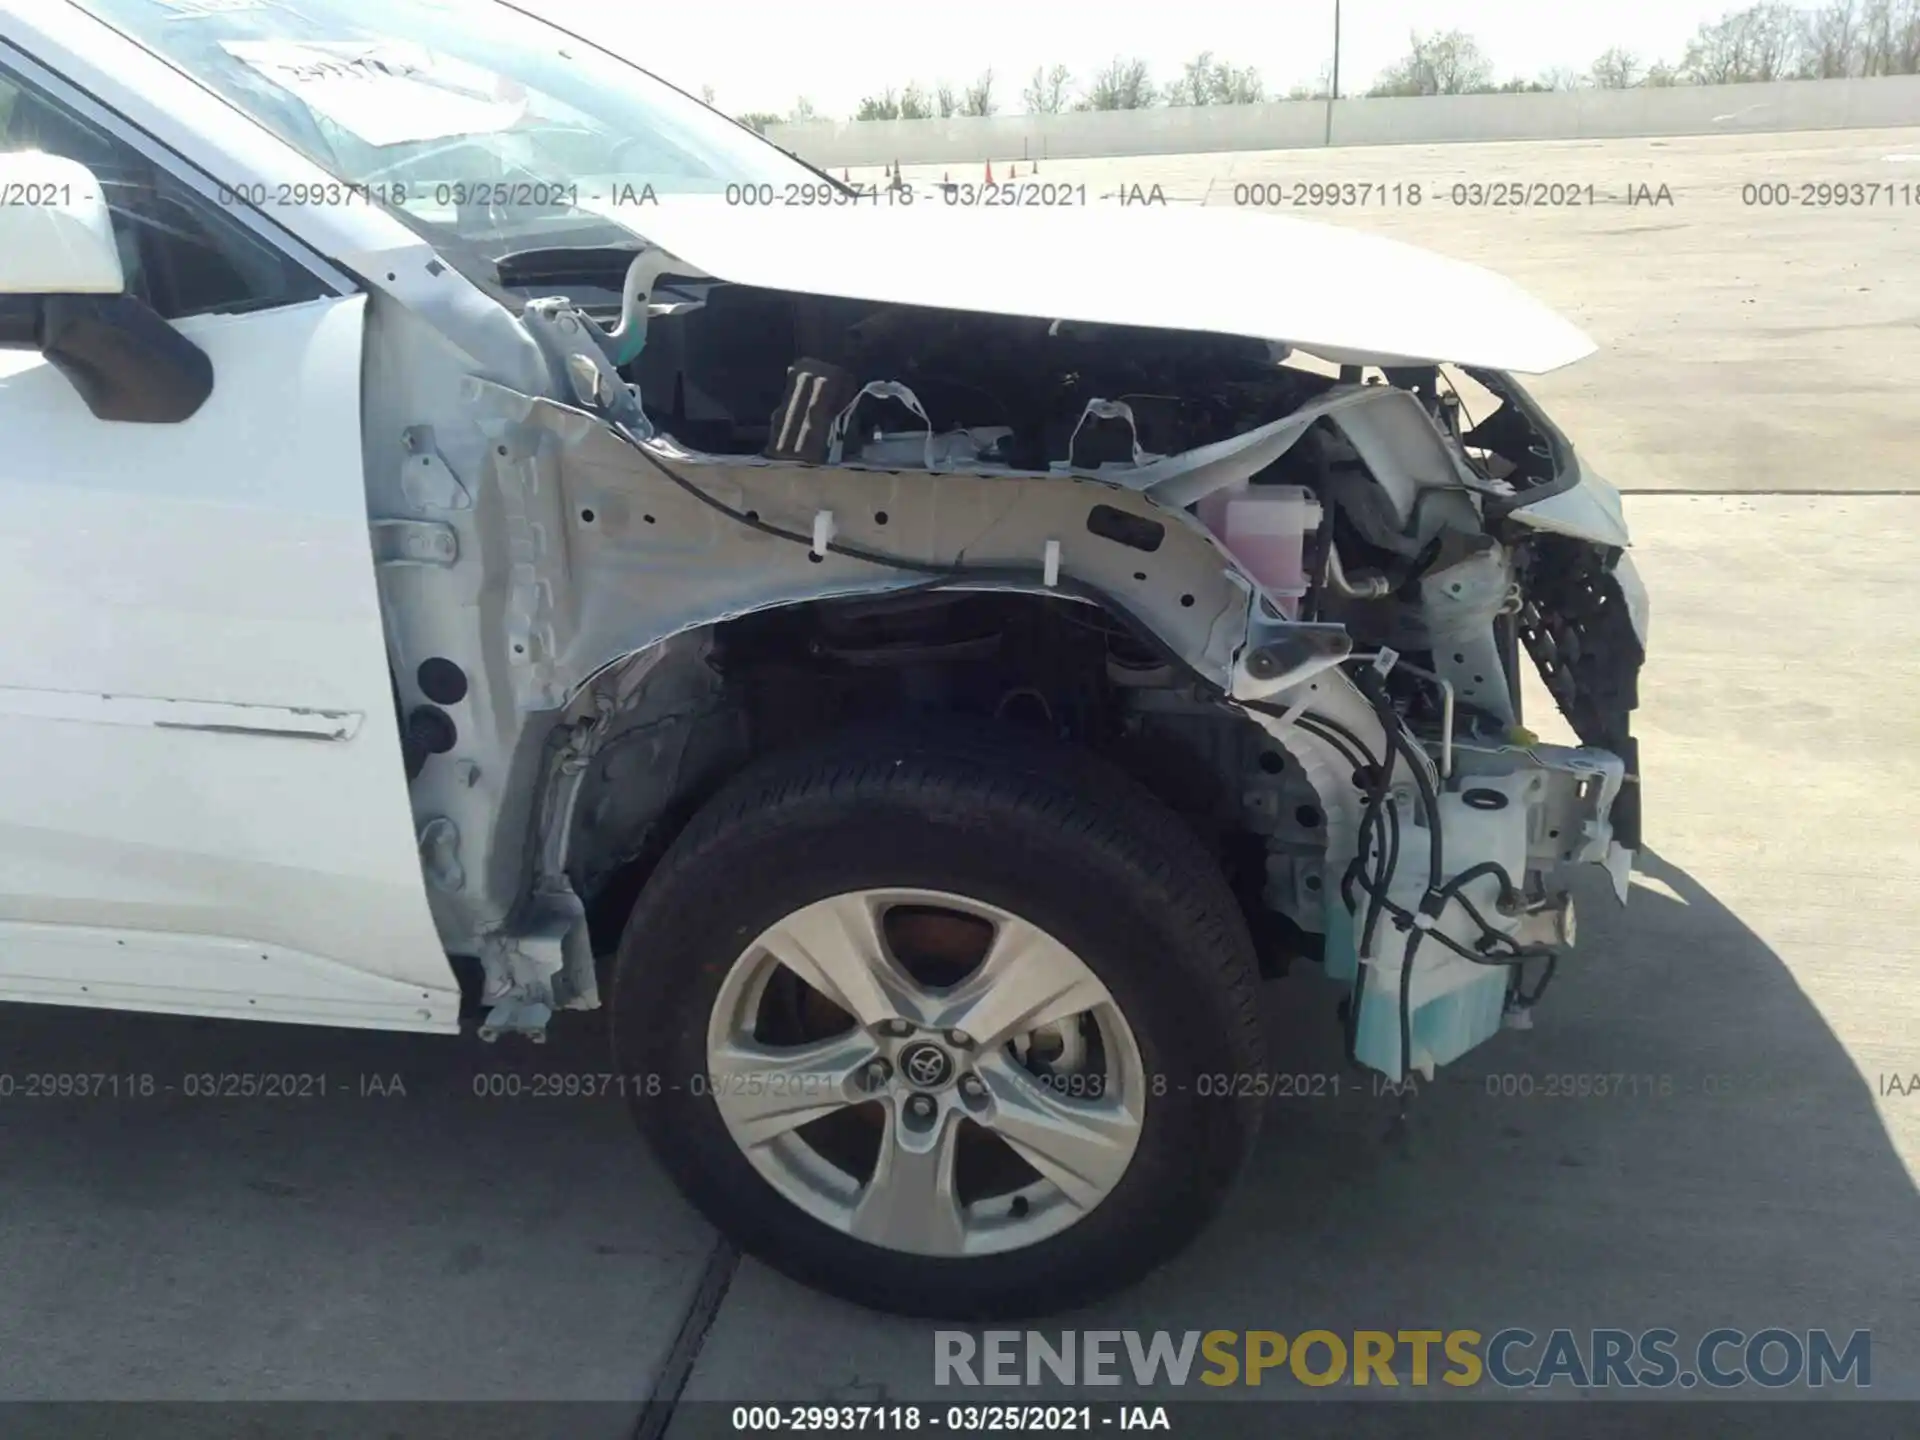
[0, 0, 1647, 1318]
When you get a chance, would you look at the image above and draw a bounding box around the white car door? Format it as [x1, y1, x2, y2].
[0, 55, 458, 1032]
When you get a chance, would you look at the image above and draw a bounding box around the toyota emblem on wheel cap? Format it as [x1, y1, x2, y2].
[899, 1042, 954, 1088]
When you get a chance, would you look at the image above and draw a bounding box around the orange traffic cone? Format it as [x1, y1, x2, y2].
[985, 159, 995, 184]
[842, 168, 850, 182]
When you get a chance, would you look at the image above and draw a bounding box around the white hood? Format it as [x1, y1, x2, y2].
[588, 195, 1596, 376]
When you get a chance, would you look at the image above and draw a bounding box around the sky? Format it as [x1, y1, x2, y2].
[521, 0, 1743, 120]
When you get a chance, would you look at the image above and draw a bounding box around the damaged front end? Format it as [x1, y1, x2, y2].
[379, 239, 1644, 1082]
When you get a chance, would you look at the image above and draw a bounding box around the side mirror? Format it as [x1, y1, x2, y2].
[0, 151, 213, 423]
[0, 150, 125, 294]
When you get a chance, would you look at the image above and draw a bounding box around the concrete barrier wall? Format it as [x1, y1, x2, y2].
[763, 75, 1920, 167]
[1332, 76, 1920, 146]
[768, 102, 1332, 168]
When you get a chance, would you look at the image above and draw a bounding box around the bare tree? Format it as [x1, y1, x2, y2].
[1680, 3, 1805, 82]
[699, 84, 717, 106]
[1023, 64, 1073, 113]
[829, 3, 1920, 130]
[962, 68, 998, 116]
[1218, 65, 1267, 103]
[1285, 63, 1334, 100]
[1896, 0, 1920, 71]
[1896, 0, 1920, 72]
[1367, 30, 1496, 96]
[1076, 57, 1158, 110]
[1861, 0, 1893, 72]
[1859, 0, 1920, 74]
[856, 85, 936, 121]
[1590, 46, 1644, 87]
[1164, 52, 1267, 106]
[1800, 0, 1864, 75]
[1163, 52, 1213, 105]
[899, 82, 934, 120]
[788, 97, 820, 123]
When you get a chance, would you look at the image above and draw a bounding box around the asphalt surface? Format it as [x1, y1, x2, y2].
[2, 129, 1916, 1426]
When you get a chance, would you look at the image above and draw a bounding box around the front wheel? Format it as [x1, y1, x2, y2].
[611, 726, 1265, 1318]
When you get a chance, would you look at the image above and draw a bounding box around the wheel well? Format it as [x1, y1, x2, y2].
[574, 589, 1303, 970]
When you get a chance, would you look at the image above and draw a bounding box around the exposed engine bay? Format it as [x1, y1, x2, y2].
[377, 243, 1647, 1082]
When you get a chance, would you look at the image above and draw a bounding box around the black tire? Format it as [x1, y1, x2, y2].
[611, 722, 1265, 1319]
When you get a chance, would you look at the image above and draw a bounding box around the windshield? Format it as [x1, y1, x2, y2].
[69, 0, 817, 273]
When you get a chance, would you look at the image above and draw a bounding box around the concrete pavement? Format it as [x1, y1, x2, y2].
[0, 1002, 713, 1419]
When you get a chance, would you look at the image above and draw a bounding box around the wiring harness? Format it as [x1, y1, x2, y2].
[1252, 657, 1557, 1080]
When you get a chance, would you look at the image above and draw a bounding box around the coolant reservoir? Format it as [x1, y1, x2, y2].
[1194, 484, 1322, 614]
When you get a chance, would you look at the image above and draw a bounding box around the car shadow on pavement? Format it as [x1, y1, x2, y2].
[669, 847, 1920, 1422]
[1198, 846, 1920, 1399]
